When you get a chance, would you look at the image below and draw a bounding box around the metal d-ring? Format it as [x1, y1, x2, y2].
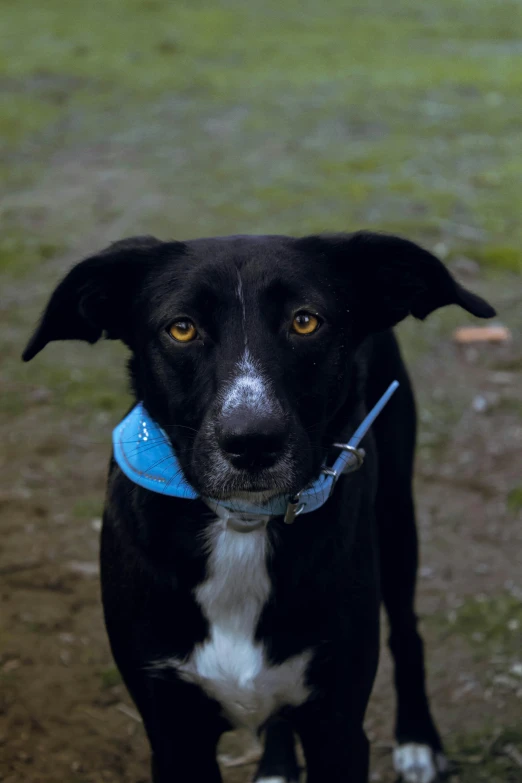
[332, 443, 366, 473]
[321, 466, 339, 498]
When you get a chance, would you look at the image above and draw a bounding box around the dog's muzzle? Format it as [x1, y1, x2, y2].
[112, 381, 399, 530]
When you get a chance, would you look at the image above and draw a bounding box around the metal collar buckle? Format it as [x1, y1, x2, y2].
[283, 443, 366, 524]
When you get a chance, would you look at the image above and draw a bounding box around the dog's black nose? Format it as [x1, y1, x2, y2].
[216, 408, 288, 469]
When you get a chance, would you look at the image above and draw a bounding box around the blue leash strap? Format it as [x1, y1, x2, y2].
[281, 380, 399, 523]
[331, 379, 400, 477]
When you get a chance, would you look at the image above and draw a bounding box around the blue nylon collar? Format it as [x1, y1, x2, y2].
[112, 381, 399, 521]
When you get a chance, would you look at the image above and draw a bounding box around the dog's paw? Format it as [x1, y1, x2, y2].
[256, 778, 295, 783]
[393, 743, 448, 783]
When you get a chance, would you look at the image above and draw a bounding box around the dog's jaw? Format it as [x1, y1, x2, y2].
[222, 489, 287, 504]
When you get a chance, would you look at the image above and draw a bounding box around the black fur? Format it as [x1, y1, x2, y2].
[23, 232, 495, 782]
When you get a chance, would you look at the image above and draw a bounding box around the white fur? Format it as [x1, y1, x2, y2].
[256, 778, 288, 783]
[221, 349, 272, 416]
[393, 743, 440, 783]
[152, 517, 311, 731]
[221, 271, 271, 416]
[236, 268, 247, 340]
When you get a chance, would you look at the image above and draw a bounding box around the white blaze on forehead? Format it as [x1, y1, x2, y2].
[222, 350, 272, 415]
[236, 268, 247, 338]
[221, 270, 275, 417]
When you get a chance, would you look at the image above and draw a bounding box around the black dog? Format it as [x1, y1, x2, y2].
[23, 232, 495, 783]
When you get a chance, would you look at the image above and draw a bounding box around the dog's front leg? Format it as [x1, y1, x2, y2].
[292, 608, 379, 783]
[151, 746, 222, 783]
[295, 706, 370, 783]
[147, 715, 224, 782]
[122, 673, 225, 783]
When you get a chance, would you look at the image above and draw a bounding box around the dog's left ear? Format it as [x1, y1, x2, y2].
[299, 231, 496, 335]
[22, 235, 178, 361]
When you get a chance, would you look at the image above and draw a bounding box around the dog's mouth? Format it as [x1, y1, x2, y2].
[198, 461, 300, 502]
[176, 418, 320, 503]
[214, 487, 284, 503]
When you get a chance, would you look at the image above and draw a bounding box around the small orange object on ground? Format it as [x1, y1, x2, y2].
[452, 325, 511, 344]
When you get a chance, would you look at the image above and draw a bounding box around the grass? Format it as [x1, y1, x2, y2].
[1, 0, 522, 265]
[507, 487, 522, 513]
[447, 726, 522, 783]
[0, 233, 64, 279]
[99, 666, 123, 690]
[72, 497, 104, 520]
[434, 592, 522, 662]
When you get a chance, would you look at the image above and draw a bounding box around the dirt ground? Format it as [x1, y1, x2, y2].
[2, 1, 522, 781]
[2, 276, 521, 783]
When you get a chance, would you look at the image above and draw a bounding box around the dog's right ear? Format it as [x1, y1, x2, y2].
[22, 236, 180, 361]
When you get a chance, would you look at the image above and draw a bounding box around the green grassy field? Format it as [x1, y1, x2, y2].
[1, 2, 521, 781]
[2, 0, 522, 259]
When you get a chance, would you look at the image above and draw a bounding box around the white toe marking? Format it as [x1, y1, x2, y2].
[393, 743, 438, 783]
[256, 778, 288, 783]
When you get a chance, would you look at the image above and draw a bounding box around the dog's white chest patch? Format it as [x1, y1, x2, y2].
[154, 521, 311, 731]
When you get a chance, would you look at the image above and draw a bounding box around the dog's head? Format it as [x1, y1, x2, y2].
[23, 232, 495, 501]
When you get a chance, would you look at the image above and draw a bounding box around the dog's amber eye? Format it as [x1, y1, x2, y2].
[292, 312, 320, 336]
[169, 319, 197, 343]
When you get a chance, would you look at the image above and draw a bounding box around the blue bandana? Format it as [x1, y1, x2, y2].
[113, 381, 399, 522]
